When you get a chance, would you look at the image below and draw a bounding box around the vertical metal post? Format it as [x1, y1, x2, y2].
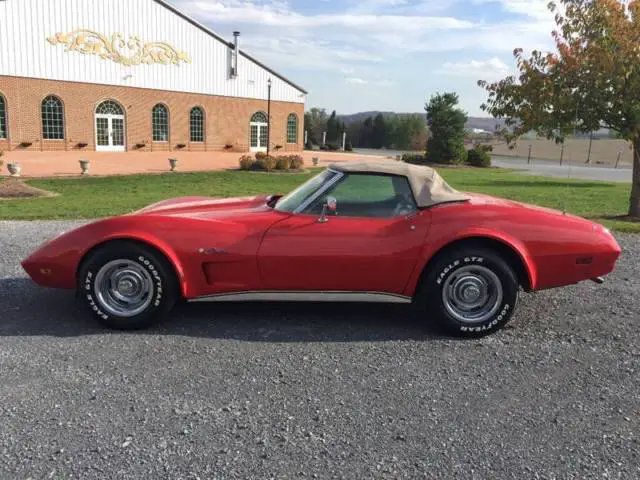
[586, 131, 593, 164]
[527, 144, 532, 164]
[615, 151, 622, 169]
[266, 78, 272, 158]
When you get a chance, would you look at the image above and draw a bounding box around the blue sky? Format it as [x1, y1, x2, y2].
[169, 0, 557, 116]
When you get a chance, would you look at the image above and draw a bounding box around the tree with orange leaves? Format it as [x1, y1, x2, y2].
[479, 0, 640, 218]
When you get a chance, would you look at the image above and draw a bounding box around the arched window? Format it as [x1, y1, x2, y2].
[287, 113, 298, 144]
[152, 104, 169, 142]
[190, 107, 205, 142]
[251, 112, 268, 124]
[0, 95, 7, 139]
[96, 100, 124, 116]
[42, 96, 65, 140]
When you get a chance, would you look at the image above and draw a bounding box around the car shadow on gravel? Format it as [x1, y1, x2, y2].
[0, 278, 445, 342]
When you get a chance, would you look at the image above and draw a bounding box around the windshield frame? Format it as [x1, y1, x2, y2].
[274, 168, 344, 214]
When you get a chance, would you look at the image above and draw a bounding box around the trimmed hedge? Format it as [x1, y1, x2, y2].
[401, 153, 427, 165]
[466, 146, 492, 168]
[239, 155, 254, 171]
[238, 154, 305, 171]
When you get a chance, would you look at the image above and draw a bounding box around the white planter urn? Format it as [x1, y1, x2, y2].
[79, 159, 90, 175]
[7, 162, 21, 177]
[169, 158, 178, 172]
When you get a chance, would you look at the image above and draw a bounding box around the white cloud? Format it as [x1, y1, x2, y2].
[437, 57, 512, 78]
[345, 78, 395, 87]
[472, 0, 556, 20]
[167, 0, 559, 113]
[181, 1, 473, 30]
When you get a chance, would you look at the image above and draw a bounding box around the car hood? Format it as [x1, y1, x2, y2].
[131, 195, 276, 220]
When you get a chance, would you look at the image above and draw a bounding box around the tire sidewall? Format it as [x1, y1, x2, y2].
[81, 246, 174, 329]
[427, 250, 518, 336]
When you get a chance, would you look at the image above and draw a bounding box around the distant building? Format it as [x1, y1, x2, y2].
[0, 0, 306, 153]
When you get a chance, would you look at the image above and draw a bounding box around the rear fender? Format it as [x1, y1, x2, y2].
[403, 228, 537, 297]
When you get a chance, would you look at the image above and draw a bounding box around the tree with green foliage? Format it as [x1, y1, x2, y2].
[304, 108, 328, 146]
[371, 114, 389, 149]
[478, 0, 640, 217]
[326, 110, 339, 143]
[387, 114, 428, 151]
[425, 92, 468, 164]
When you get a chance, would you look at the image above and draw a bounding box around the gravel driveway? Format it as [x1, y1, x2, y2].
[1, 221, 638, 479]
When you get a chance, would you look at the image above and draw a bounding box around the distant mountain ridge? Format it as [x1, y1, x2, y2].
[337, 111, 506, 132]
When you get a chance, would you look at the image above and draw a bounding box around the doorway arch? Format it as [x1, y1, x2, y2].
[95, 100, 126, 151]
[249, 111, 268, 152]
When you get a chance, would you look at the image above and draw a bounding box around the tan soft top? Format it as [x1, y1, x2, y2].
[328, 160, 470, 208]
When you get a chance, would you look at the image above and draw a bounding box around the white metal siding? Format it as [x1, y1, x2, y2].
[0, 0, 306, 104]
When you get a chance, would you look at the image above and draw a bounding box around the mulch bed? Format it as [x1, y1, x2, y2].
[0, 178, 55, 199]
[605, 214, 640, 223]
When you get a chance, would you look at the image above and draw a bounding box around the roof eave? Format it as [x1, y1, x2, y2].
[153, 0, 308, 95]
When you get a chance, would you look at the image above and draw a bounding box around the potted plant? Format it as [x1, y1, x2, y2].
[312, 157, 319, 166]
[169, 157, 178, 172]
[79, 159, 90, 175]
[7, 162, 21, 177]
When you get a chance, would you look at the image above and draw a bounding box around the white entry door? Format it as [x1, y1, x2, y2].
[249, 112, 268, 152]
[95, 101, 126, 152]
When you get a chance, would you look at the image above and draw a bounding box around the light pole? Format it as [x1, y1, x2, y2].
[266, 78, 272, 157]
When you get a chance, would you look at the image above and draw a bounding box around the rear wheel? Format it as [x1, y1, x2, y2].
[78, 242, 179, 330]
[416, 246, 519, 337]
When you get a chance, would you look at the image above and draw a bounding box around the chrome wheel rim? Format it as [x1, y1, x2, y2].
[94, 260, 154, 317]
[441, 265, 503, 325]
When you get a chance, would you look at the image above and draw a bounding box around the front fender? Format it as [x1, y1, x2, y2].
[81, 231, 189, 297]
[403, 227, 537, 297]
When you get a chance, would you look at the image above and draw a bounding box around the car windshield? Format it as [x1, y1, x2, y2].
[274, 169, 339, 213]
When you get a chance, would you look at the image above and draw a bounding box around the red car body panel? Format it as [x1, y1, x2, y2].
[22, 192, 622, 300]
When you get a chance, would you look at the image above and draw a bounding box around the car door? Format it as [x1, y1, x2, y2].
[257, 173, 431, 294]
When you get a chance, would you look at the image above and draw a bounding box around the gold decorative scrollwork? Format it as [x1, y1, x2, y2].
[46, 29, 191, 66]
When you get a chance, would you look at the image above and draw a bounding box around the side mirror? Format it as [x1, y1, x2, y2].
[326, 196, 338, 212]
[318, 196, 338, 223]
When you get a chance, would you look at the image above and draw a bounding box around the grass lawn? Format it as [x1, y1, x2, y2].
[0, 168, 638, 232]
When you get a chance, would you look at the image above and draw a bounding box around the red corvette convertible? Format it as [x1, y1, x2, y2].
[22, 161, 621, 337]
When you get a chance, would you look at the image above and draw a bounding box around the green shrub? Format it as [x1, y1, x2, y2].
[275, 156, 291, 170]
[289, 155, 304, 169]
[402, 153, 427, 165]
[466, 146, 492, 168]
[239, 155, 254, 171]
[255, 151, 268, 161]
[326, 142, 340, 152]
[257, 155, 277, 171]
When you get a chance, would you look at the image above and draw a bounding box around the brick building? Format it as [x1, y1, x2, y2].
[0, 0, 306, 154]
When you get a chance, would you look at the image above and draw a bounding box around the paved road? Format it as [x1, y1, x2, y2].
[493, 156, 632, 183]
[1, 221, 639, 479]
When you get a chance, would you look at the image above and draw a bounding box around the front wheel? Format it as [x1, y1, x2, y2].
[416, 247, 519, 337]
[78, 242, 179, 330]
